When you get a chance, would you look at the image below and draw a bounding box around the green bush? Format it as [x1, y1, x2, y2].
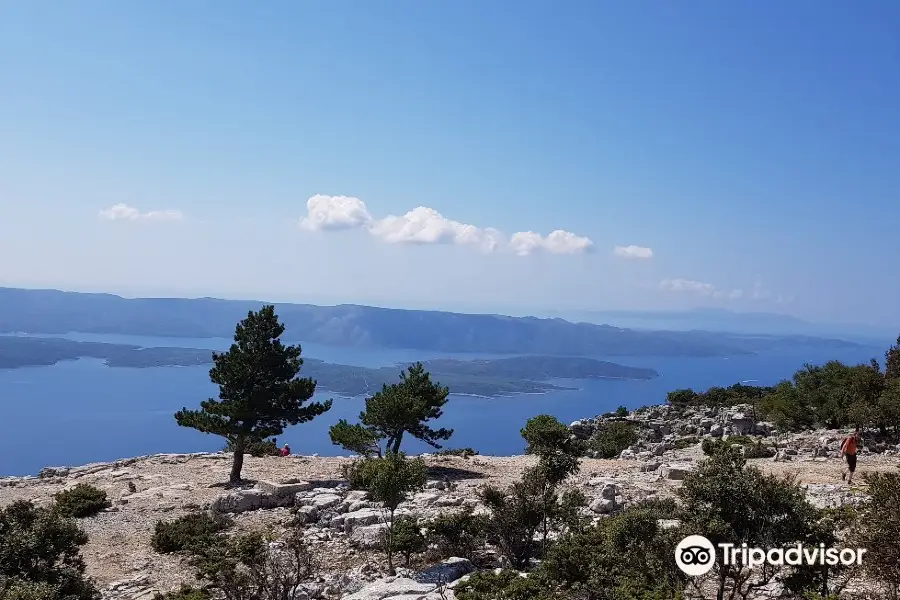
[0, 500, 100, 600]
[701, 436, 775, 458]
[629, 496, 681, 519]
[678, 448, 825, 599]
[342, 457, 381, 490]
[589, 422, 638, 458]
[390, 517, 426, 567]
[455, 570, 554, 600]
[151, 512, 233, 555]
[673, 436, 698, 450]
[189, 530, 315, 600]
[435, 447, 479, 458]
[425, 508, 491, 562]
[854, 471, 900, 597]
[153, 587, 211, 600]
[536, 506, 686, 599]
[53, 484, 111, 518]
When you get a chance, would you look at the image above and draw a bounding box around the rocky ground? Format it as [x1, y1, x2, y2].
[2, 435, 898, 600]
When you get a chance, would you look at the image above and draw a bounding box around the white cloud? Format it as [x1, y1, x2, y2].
[369, 206, 505, 252]
[751, 280, 770, 300]
[299, 194, 593, 256]
[660, 278, 717, 295]
[99, 203, 183, 222]
[613, 245, 653, 259]
[299, 194, 373, 231]
[509, 230, 594, 256]
[661, 279, 757, 302]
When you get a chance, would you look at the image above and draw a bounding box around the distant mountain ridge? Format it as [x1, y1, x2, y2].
[539, 307, 894, 343]
[0, 287, 870, 357]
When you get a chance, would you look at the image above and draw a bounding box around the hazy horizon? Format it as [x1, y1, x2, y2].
[3, 283, 896, 338]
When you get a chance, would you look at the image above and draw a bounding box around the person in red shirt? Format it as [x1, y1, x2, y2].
[840, 428, 861, 485]
[280, 444, 291, 457]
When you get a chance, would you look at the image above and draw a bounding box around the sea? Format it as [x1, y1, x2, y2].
[0, 332, 885, 476]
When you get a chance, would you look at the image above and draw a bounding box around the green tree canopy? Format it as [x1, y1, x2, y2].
[175, 305, 332, 483]
[330, 362, 452, 455]
[886, 335, 900, 381]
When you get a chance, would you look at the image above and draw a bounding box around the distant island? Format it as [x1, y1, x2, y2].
[0, 287, 871, 358]
[0, 336, 658, 397]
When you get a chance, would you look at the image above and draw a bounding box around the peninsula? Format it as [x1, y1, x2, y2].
[0, 335, 658, 397]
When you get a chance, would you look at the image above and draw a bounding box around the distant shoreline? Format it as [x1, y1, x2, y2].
[0, 335, 656, 398]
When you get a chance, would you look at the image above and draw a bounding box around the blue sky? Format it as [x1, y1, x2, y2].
[1, 2, 898, 325]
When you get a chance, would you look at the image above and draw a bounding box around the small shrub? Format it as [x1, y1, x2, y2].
[556, 488, 589, 534]
[153, 586, 211, 600]
[673, 436, 698, 450]
[53, 484, 110, 518]
[589, 422, 639, 459]
[615, 405, 629, 417]
[364, 453, 428, 573]
[480, 480, 545, 569]
[455, 570, 553, 600]
[701, 438, 724, 455]
[702, 436, 775, 458]
[0, 581, 62, 600]
[191, 530, 316, 600]
[0, 500, 100, 600]
[425, 508, 491, 562]
[151, 512, 233, 555]
[630, 496, 681, 519]
[390, 517, 426, 567]
[536, 507, 687, 599]
[435, 447, 479, 458]
[342, 457, 381, 490]
[854, 471, 900, 597]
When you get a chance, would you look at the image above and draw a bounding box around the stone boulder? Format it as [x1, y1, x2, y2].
[658, 464, 692, 481]
[415, 557, 473, 585]
[341, 576, 437, 600]
[349, 523, 388, 549]
[211, 488, 290, 514]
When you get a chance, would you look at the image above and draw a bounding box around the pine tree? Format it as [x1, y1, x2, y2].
[330, 362, 452, 456]
[175, 306, 331, 483]
[886, 335, 900, 381]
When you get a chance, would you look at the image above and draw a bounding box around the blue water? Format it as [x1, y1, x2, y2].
[0, 333, 882, 476]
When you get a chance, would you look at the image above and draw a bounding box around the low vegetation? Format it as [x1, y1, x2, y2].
[588, 421, 639, 458]
[52, 483, 110, 518]
[668, 336, 900, 438]
[424, 509, 491, 563]
[362, 453, 428, 574]
[0, 501, 100, 600]
[151, 512, 233, 555]
[701, 435, 776, 458]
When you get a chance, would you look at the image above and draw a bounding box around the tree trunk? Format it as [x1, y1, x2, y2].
[386, 508, 396, 575]
[390, 432, 404, 455]
[230, 436, 246, 484]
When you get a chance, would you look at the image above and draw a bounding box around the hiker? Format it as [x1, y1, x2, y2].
[840, 427, 861, 484]
[281, 444, 291, 457]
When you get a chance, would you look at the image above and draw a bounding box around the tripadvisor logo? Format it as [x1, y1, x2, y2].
[675, 535, 866, 576]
